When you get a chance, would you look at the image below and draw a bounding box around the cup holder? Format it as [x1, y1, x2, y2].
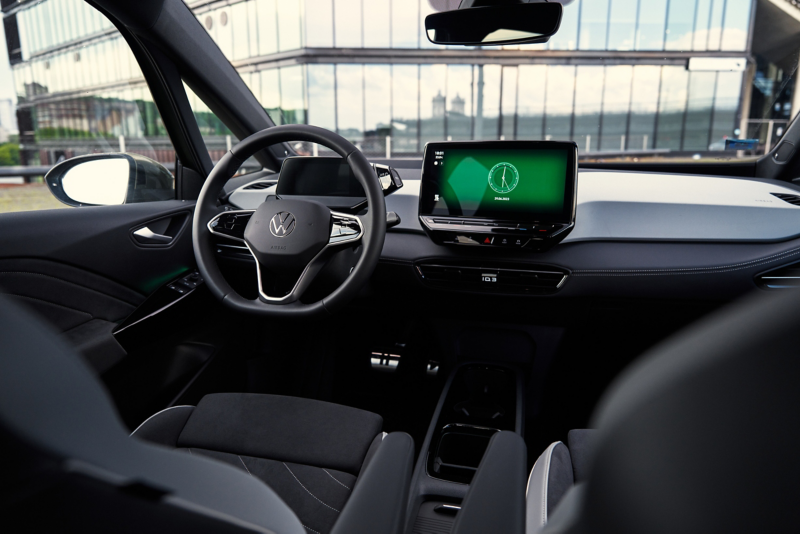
[431, 424, 499, 484]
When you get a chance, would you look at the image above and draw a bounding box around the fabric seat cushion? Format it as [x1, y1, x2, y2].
[131, 393, 383, 534]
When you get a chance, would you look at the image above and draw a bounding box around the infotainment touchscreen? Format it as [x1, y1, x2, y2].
[419, 141, 577, 223]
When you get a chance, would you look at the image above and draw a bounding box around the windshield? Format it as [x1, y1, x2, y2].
[194, 0, 798, 163]
[3, 0, 798, 168]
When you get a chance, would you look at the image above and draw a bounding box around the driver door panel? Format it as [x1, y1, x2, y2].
[0, 200, 196, 373]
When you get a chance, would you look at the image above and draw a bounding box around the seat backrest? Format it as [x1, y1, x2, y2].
[0, 298, 304, 534]
[545, 289, 800, 534]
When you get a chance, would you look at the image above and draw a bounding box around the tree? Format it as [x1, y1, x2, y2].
[0, 143, 21, 166]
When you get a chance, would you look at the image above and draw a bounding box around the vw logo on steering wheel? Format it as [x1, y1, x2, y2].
[269, 212, 296, 237]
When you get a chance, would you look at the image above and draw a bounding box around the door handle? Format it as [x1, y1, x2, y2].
[133, 226, 173, 244]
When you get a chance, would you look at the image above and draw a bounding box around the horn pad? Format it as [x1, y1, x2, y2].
[244, 198, 332, 274]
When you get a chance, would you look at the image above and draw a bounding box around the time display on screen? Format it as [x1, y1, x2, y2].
[488, 162, 519, 194]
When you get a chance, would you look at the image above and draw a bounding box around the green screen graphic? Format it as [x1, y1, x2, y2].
[432, 148, 568, 217]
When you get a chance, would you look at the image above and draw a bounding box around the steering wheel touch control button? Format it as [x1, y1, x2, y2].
[207, 210, 254, 242]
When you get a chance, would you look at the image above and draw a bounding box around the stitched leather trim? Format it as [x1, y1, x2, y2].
[541, 442, 558, 525]
[323, 469, 351, 491]
[283, 462, 340, 513]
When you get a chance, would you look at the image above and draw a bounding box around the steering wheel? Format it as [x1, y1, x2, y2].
[192, 125, 386, 318]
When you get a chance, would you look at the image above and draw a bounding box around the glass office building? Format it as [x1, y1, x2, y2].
[2, 0, 799, 166]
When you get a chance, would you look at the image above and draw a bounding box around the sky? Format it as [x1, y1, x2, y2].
[0, 22, 17, 104]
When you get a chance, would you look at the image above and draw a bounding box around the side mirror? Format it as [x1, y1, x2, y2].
[425, 2, 562, 46]
[45, 153, 175, 207]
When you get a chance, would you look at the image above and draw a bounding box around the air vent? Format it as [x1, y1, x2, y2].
[755, 261, 800, 289]
[770, 192, 800, 206]
[244, 180, 277, 190]
[416, 262, 568, 295]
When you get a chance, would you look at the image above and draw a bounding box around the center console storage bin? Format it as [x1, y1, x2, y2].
[426, 364, 519, 484]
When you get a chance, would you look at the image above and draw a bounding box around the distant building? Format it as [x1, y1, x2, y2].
[450, 94, 465, 116]
[432, 91, 446, 118]
[0, 99, 17, 135]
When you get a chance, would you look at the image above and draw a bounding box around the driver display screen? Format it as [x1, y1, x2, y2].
[419, 141, 577, 223]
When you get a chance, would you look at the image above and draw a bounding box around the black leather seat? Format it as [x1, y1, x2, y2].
[525, 289, 800, 534]
[0, 298, 414, 534]
[132, 393, 388, 534]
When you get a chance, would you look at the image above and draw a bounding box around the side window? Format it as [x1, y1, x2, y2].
[0, 0, 176, 213]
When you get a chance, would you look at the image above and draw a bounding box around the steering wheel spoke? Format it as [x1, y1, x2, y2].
[207, 210, 255, 242]
[247, 209, 364, 304]
[247, 242, 325, 304]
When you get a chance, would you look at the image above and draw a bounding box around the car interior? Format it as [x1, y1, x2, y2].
[1, 0, 800, 533]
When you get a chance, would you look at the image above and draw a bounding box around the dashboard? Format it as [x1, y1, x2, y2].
[225, 143, 800, 302]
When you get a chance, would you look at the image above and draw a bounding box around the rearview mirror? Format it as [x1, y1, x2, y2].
[45, 153, 175, 207]
[425, 2, 562, 46]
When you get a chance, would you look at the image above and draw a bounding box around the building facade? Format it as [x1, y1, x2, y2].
[2, 0, 799, 166]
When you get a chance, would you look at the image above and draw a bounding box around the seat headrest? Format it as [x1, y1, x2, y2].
[575, 290, 800, 533]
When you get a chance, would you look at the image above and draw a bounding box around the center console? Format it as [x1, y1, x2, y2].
[406, 362, 525, 533]
[419, 140, 577, 252]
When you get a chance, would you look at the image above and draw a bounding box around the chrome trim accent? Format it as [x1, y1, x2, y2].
[216, 243, 250, 252]
[207, 209, 255, 243]
[329, 211, 365, 245]
[246, 211, 364, 303]
[549, 222, 574, 238]
[556, 275, 568, 289]
[434, 504, 461, 511]
[133, 226, 173, 244]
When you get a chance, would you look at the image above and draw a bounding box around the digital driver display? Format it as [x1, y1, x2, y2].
[419, 141, 577, 223]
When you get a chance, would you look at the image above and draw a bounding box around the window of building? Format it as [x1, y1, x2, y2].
[656, 66, 690, 150]
[391, 65, 420, 153]
[305, 0, 334, 48]
[599, 65, 633, 151]
[637, 0, 668, 50]
[335, 0, 363, 48]
[579, 0, 610, 50]
[608, 0, 639, 51]
[446, 65, 475, 142]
